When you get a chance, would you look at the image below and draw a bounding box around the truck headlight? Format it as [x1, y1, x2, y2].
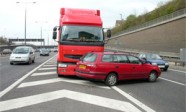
[152, 63, 157, 65]
[165, 62, 169, 65]
[58, 63, 67, 68]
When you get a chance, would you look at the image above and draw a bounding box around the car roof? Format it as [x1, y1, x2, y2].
[89, 51, 131, 55]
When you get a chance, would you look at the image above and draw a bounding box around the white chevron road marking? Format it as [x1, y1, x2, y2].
[18, 78, 111, 89]
[43, 64, 56, 67]
[38, 67, 56, 70]
[0, 89, 141, 112]
[31, 71, 56, 76]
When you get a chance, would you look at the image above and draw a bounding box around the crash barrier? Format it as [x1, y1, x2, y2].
[105, 47, 185, 67]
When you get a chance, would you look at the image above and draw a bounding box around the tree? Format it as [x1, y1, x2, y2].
[0, 36, 9, 45]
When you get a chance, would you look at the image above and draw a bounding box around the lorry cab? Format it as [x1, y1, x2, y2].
[53, 8, 111, 76]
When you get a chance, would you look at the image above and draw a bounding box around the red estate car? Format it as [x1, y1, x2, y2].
[75, 52, 161, 86]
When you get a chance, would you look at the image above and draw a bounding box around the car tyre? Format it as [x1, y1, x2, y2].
[148, 71, 157, 82]
[163, 68, 168, 71]
[32, 58, 35, 63]
[28, 58, 32, 65]
[105, 73, 118, 86]
[10, 62, 13, 65]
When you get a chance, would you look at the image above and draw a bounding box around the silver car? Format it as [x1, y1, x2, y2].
[10, 46, 35, 65]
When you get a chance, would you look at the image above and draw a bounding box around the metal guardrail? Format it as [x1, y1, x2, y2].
[113, 8, 186, 36]
[105, 48, 185, 67]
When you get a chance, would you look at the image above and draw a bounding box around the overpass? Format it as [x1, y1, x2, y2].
[106, 8, 186, 58]
[0, 45, 57, 53]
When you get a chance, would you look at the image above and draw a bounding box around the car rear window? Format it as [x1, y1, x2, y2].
[83, 53, 97, 62]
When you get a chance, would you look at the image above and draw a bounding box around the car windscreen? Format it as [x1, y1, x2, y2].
[40, 49, 48, 52]
[82, 53, 97, 62]
[13, 47, 29, 54]
[146, 54, 162, 60]
[60, 25, 103, 42]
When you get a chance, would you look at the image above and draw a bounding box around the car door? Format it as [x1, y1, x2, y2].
[30, 47, 34, 60]
[112, 54, 132, 80]
[127, 56, 147, 79]
[98, 54, 118, 74]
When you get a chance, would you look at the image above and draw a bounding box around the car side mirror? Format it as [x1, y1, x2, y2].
[30, 52, 33, 54]
[141, 58, 147, 64]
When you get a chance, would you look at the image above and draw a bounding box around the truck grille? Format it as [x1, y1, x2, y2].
[64, 54, 83, 60]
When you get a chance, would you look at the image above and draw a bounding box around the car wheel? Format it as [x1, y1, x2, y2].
[148, 71, 157, 82]
[32, 58, 35, 63]
[10, 62, 13, 65]
[28, 58, 32, 65]
[163, 68, 168, 71]
[105, 73, 118, 86]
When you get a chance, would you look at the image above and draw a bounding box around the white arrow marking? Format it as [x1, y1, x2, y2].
[38, 67, 56, 70]
[31, 71, 56, 76]
[0, 90, 141, 112]
[18, 78, 110, 89]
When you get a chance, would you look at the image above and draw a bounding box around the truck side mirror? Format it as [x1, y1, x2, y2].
[107, 29, 111, 38]
[53, 32, 57, 40]
[53, 27, 57, 40]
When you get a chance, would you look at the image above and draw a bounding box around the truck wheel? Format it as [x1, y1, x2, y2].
[105, 73, 118, 86]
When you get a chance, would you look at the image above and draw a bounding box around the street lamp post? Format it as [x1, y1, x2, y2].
[35, 21, 47, 46]
[16, 1, 36, 45]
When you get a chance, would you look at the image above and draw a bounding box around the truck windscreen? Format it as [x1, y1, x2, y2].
[60, 25, 103, 42]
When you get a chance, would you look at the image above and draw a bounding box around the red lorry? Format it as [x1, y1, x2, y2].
[52, 8, 111, 76]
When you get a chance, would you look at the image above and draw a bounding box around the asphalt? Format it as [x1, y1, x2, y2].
[0, 53, 185, 112]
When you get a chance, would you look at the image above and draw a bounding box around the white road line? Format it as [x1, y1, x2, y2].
[169, 69, 186, 74]
[43, 65, 56, 67]
[46, 62, 56, 65]
[112, 86, 156, 112]
[18, 78, 110, 89]
[38, 67, 56, 70]
[0, 55, 57, 98]
[159, 77, 185, 86]
[31, 71, 56, 76]
[0, 89, 141, 112]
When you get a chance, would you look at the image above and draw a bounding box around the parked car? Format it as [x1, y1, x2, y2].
[75, 52, 161, 86]
[137, 53, 169, 71]
[2, 49, 12, 55]
[40, 49, 50, 56]
[10, 46, 35, 65]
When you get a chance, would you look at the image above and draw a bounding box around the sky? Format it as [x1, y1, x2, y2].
[0, 0, 170, 45]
